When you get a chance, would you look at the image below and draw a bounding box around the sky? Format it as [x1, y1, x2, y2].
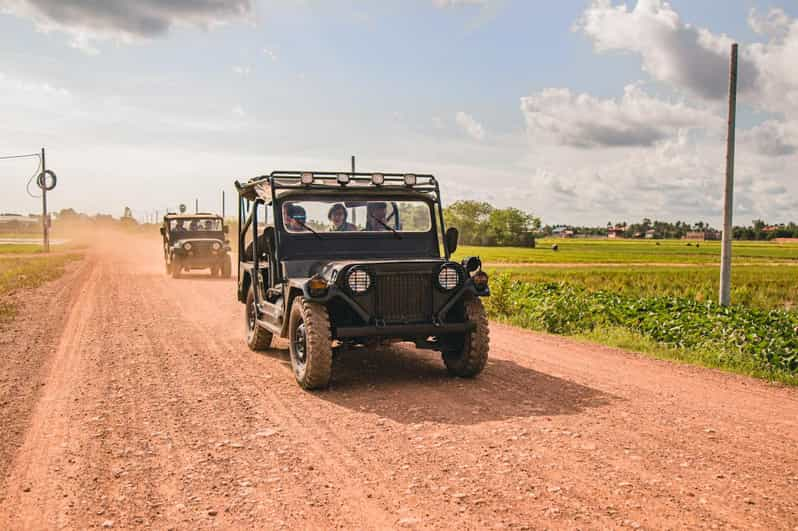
[0, 0, 797, 226]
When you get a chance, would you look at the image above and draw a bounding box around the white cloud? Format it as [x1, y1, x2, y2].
[232, 65, 251, 76]
[740, 120, 797, 157]
[432, 0, 492, 8]
[576, 0, 757, 100]
[232, 105, 245, 117]
[521, 83, 717, 148]
[263, 48, 278, 62]
[0, 0, 253, 53]
[455, 111, 485, 141]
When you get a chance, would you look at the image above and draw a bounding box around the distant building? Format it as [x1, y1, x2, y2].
[0, 213, 39, 233]
[552, 227, 575, 238]
[644, 229, 659, 239]
[607, 226, 625, 239]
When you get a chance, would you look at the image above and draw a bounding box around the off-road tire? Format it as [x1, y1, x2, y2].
[442, 297, 489, 377]
[245, 287, 273, 350]
[288, 296, 332, 390]
[171, 258, 182, 279]
[222, 256, 232, 278]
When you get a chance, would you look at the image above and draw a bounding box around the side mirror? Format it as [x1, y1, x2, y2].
[223, 225, 229, 234]
[445, 227, 459, 255]
[159, 227, 165, 236]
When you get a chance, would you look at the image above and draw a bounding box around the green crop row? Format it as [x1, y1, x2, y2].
[487, 275, 798, 383]
[488, 265, 798, 312]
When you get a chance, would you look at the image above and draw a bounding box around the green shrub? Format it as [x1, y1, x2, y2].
[488, 274, 798, 377]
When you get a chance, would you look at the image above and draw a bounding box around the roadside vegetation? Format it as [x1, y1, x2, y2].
[0, 248, 83, 323]
[455, 238, 798, 265]
[459, 238, 798, 384]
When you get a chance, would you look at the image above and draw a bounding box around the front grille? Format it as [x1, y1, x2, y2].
[184, 241, 216, 255]
[376, 272, 432, 323]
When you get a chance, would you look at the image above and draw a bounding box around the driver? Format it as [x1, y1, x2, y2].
[284, 204, 308, 232]
[173, 219, 187, 232]
[365, 202, 389, 231]
[327, 203, 357, 232]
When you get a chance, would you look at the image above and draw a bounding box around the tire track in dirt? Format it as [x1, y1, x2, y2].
[0, 257, 101, 530]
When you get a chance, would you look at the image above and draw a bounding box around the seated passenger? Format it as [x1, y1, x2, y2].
[364, 202, 390, 231]
[285, 204, 308, 232]
[327, 203, 357, 232]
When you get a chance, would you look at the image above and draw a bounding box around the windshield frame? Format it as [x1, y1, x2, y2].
[278, 198, 434, 235]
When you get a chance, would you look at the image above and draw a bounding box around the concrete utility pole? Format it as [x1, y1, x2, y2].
[351, 155, 357, 225]
[195, 198, 199, 214]
[221, 190, 226, 219]
[719, 43, 738, 307]
[41, 147, 50, 253]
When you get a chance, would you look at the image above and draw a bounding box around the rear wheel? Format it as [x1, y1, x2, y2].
[442, 298, 489, 377]
[245, 287, 273, 351]
[171, 258, 182, 279]
[210, 265, 219, 277]
[288, 297, 332, 390]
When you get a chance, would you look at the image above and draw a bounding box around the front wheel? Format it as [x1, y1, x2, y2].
[245, 287, 273, 351]
[221, 256, 232, 278]
[288, 297, 332, 390]
[442, 298, 489, 378]
[171, 258, 182, 279]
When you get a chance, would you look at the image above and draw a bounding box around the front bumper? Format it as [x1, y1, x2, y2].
[335, 321, 475, 338]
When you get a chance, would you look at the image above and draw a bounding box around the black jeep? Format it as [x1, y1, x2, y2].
[160, 213, 232, 278]
[234, 171, 490, 389]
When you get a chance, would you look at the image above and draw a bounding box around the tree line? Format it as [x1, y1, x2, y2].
[444, 201, 541, 246]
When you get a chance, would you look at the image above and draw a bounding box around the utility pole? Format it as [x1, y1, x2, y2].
[222, 190, 226, 219]
[41, 147, 50, 253]
[351, 155, 357, 225]
[195, 198, 199, 214]
[719, 43, 738, 307]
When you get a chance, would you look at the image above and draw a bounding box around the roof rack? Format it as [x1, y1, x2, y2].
[235, 170, 438, 201]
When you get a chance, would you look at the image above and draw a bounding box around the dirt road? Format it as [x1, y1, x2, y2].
[1, 237, 797, 530]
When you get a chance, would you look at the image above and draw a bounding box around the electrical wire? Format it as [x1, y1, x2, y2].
[0, 152, 44, 198]
[25, 156, 43, 198]
[0, 153, 40, 160]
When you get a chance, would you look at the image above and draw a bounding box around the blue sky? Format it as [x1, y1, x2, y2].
[1, 0, 797, 225]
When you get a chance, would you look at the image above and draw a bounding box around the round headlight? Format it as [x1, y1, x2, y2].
[437, 265, 461, 291]
[183, 242, 193, 251]
[347, 269, 371, 293]
[212, 241, 221, 251]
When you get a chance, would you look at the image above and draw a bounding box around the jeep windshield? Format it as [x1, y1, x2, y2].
[282, 199, 432, 234]
[169, 218, 222, 232]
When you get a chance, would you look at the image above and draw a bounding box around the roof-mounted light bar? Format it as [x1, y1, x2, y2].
[337, 173, 350, 185]
[403, 174, 417, 186]
[371, 173, 384, 185]
[300, 172, 314, 185]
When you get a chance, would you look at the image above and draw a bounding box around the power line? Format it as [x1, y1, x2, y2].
[0, 153, 40, 160]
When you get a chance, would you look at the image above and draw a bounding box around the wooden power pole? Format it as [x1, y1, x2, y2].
[719, 43, 738, 307]
[41, 147, 50, 253]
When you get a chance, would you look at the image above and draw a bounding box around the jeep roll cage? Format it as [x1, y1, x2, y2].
[234, 171, 453, 278]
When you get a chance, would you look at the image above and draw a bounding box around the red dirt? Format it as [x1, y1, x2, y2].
[1, 235, 797, 529]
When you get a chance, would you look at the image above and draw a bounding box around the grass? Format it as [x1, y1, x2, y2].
[454, 238, 798, 265]
[486, 278, 798, 385]
[487, 265, 798, 311]
[0, 253, 83, 323]
[0, 244, 47, 254]
[573, 326, 798, 386]
[453, 240, 798, 385]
